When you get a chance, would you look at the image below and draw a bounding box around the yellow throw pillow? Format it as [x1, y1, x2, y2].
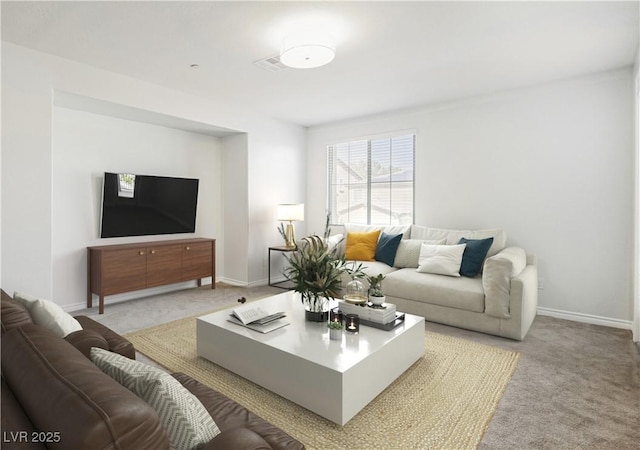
[345, 230, 381, 261]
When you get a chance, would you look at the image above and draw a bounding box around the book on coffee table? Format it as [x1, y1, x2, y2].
[227, 315, 289, 333]
[227, 303, 288, 333]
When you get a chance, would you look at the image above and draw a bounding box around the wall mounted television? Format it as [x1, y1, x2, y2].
[100, 172, 199, 238]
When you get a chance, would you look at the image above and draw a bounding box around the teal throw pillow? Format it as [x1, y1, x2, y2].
[375, 232, 403, 267]
[458, 237, 494, 277]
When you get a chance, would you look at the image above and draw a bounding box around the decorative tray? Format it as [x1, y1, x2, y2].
[359, 313, 406, 331]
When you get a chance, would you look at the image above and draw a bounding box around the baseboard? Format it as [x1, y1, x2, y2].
[217, 277, 250, 287]
[68, 279, 213, 313]
[537, 307, 633, 331]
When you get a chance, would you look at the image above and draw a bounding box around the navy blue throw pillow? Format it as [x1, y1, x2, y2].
[458, 237, 494, 277]
[375, 232, 403, 267]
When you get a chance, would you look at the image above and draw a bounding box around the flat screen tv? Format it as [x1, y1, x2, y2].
[100, 172, 199, 238]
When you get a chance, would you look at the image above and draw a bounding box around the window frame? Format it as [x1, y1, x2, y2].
[327, 132, 416, 226]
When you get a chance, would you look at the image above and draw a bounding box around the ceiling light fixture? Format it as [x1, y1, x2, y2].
[280, 34, 335, 69]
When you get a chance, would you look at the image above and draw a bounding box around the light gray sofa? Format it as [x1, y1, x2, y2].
[334, 224, 538, 340]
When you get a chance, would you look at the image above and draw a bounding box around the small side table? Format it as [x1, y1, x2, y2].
[268, 246, 296, 289]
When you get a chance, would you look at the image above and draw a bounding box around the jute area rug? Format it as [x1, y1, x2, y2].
[125, 311, 520, 450]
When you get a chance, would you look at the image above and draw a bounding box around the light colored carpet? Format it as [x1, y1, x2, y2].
[125, 310, 520, 449]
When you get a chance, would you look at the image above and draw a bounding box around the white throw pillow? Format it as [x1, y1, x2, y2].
[416, 243, 466, 277]
[395, 239, 447, 268]
[325, 233, 345, 257]
[91, 347, 220, 449]
[13, 291, 82, 338]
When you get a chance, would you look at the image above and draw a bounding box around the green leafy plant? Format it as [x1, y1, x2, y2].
[367, 273, 386, 297]
[327, 320, 344, 330]
[284, 235, 353, 313]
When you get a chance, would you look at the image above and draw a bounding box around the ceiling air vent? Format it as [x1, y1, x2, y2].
[253, 55, 289, 73]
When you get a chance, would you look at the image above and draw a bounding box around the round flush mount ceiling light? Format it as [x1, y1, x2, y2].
[280, 34, 335, 69]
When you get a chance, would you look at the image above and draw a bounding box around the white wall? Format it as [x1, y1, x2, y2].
[307, 69, 635, 327]
[2, 45, 54, 299]
[221, 133, 249, 285]
[51, 107, 221, 309]
[247, 127, 307, 285]
[2, 43, 306, 309]
[634, 43, 640, 341]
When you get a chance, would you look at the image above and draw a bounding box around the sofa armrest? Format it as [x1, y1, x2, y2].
[74, 315, 135, 359]
[482, 247, 528, 319]
[506, 263, 539, 340]
[64, 328, 109, 358]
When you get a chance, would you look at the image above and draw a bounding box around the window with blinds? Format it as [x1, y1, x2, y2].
[327, 134, 414, 225]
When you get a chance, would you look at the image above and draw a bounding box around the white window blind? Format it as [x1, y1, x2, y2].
[327, 134, 414, 225]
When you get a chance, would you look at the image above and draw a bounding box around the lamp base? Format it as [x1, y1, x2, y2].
[284, 222, 296, 249]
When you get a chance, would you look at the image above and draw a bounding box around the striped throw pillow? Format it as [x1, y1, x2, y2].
[91, 347, 220, 449]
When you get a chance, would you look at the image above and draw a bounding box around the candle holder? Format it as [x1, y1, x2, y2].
[345, 314, 360, 334]
[327, 310, 344, 341]
[330, 308, 343, 325]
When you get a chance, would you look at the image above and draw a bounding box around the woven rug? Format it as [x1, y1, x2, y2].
[125, 312, 520, 449]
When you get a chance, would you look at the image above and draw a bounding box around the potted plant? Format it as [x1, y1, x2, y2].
[367, 273, 386, 306]
[284, 235, 351, 322]
[327, 320, 344, 340]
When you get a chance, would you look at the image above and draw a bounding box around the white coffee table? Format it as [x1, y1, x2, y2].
[196, 291, 425, 425]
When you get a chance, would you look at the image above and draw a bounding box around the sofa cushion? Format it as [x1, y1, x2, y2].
[14, 292, 82, 338]
[385, 269, 485, 313]
[394, 239, 446, 268]
[417, 243, 466, 277]
[354, 260, 398, 277]
[341, 260, 397, 291]
[2, 325, 169, 450]
[174, 373, 305, 450]
[1, 291, 33, 335]
[410, 226, 507, 257]
[1, 376, 44, 450]
[483, 247, 527, 319]
[91, 347, 221, 450]
[344, 223, 411, 238]
[345, 230, 380, 261]
[375, 232, 403, 266]
[458, 237, 494, 277]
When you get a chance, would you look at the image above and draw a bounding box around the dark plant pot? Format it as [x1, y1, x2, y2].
[305, 309, 329, 322]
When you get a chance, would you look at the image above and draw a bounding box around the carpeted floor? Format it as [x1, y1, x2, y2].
[124, 312, 519, 449]
[77, 283, 640, 449]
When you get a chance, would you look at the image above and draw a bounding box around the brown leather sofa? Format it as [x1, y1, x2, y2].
[1, 291, 305, 450]
[1, 289, 135, 359]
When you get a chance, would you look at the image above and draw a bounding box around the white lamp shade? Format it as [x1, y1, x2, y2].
[277, 204, 304, 222]
[280, 35, 335, 69]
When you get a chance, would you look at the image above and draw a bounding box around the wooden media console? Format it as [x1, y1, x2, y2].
[87, 238, 215, 314]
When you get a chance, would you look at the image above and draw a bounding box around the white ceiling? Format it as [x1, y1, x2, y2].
[2, 1, 639, 128]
